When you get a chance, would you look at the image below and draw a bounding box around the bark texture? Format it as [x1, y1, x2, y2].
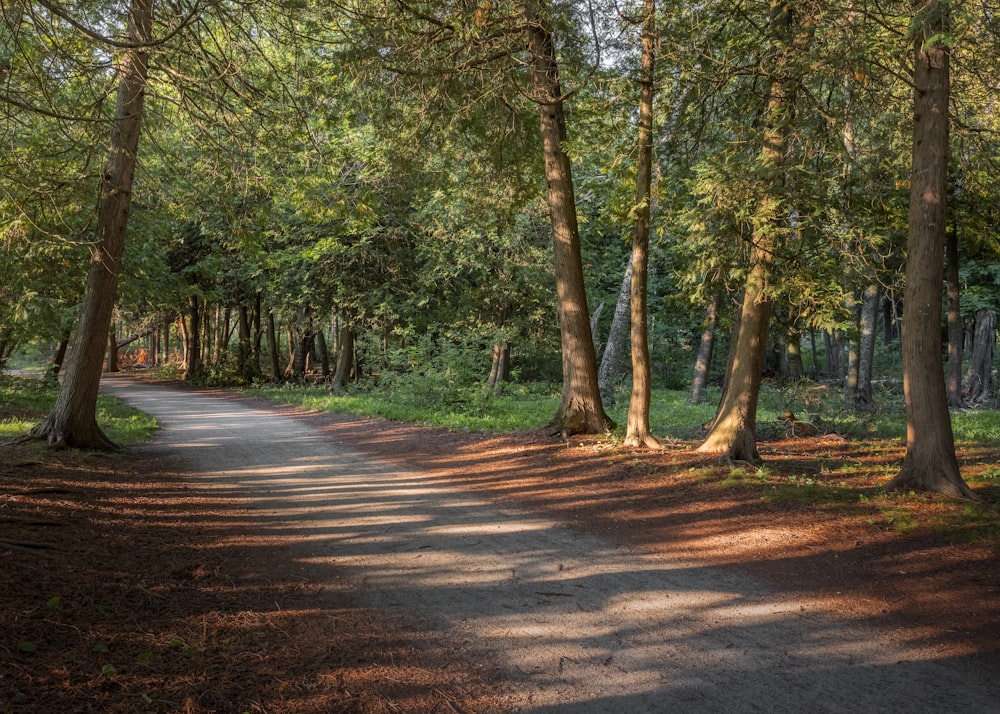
[856, 284, 880, 410]
[888, 6, 975, 499]
[963, 309, 995, 406]
[525, 1, 611, 436]
[29, 0, 153, 449]
[598, 262, 632, 407]
[689, 294, 719, 405]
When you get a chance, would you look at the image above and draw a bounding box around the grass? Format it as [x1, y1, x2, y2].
[0, 375, 157, 446]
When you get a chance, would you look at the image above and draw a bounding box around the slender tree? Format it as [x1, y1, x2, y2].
[698, 0, 803, 461]
[624, 0, 659, 448]
[525, 0, 612, 435]
[30, 0, 154, 449]
[887, 0, 975, 499]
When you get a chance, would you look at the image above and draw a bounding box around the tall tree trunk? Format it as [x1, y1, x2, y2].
[699, 0, 798, 461]
[945, 219, 965, 408]
[689, 292, 719, 405]
[29, 0, 153, 449]
[598, 261, 632, 407]
[844, 299, 860, 407]
[266, 310, 282, 382]
[889, 3, 974, 499]
[856, 284, 880, 410]
[624, 0, 659, 449]
[963, 309, 995, 406]
[183, 295, 202, 381]
[331, 323, 355, 392]
[524, 1, 612, 436]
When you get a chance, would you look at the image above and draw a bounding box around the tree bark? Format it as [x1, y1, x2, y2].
[266, 310, 282, 382]
[524, 1, 611, 436]
[106, 323, 120, 373]
[963, 309, 995, 406]
[315, 326, 331, 378]
[29, 0, 153, 450]
[45, 333, 71, 383]
[844, 299, 860, 407]
[689, 292, 719, 405]
[888, 4, 974, 499]
[624, 0, 659, 449]
[598, 261, 632, 407]
[945, 220, 965, 408]
[331, 323, 355, 392]
[183, 294, 202, 381]
[856, 284, 879, 410]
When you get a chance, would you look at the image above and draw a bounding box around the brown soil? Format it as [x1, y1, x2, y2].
[3, 389, 999, 712]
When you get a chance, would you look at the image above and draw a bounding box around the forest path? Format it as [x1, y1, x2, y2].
[102, 377, 999, 713]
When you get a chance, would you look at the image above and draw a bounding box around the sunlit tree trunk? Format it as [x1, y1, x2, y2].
[624, 0, 659, 448]
[524, 0, 611, 436]
[29, 0, 154, 449]
[889, 2, 974, 499]
[698, 0, 798, 461]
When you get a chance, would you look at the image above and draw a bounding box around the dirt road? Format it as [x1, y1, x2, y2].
[102, 377, 1000, 712]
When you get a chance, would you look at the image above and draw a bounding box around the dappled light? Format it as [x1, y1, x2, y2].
[62, 379, 1000, 710]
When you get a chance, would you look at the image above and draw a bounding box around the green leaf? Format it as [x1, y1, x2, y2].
[101, 664, 117, 676]
[18, 641, 37, 654]
[92, 643, 110, 653]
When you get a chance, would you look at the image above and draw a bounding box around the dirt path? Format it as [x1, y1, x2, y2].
[102, 378, 1000, 712]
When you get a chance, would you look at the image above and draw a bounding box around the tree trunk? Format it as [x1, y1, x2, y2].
[315, 326, 331, 378]
[183, 295, 203, 381]
[29, 0, 153, 450]
[266, 310, 282, 382]
[598, 261, 632, 407]
[525, 1, 612, 436]
[888, 5, 974, 500]
[844, 300, 860, 407]
[963, 309, 995, 406]
[786, 322, 803, 380]
[689, 292, 719, 405]
[945, 220, 965, 408]
[46, 333, 71, 383]
[624, 0, 659, 449]
[331, 323, 355, 392]
[856, 284, 879, 410]
[106, 323, 120, 373]
[699, 0, 797, 462]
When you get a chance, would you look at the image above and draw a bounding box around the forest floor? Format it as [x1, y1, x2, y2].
[2, 378, 999, 712]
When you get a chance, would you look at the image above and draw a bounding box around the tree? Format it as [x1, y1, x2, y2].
[30, 0, 154, 449]
[698, 0, 805, 461]
[623, 0, 660, 448]
[887, 1, 975, 500]
[525, 0, 612, 435]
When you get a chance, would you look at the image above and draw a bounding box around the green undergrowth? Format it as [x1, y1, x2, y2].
[0, 375, 157, 446]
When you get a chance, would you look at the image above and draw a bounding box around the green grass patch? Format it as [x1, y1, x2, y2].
[0, 375, 157, 446]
